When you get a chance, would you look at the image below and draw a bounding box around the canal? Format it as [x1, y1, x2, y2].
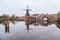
[0, 21, 60, 40]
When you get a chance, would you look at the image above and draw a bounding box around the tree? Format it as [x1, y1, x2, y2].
[2, 14, 9, 18]
[11, 14, 16, 18]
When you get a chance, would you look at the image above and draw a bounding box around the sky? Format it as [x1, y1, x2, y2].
[0, 0, 60, 16]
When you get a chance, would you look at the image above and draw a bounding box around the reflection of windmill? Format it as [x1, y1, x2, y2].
[26, 25, 29, 30]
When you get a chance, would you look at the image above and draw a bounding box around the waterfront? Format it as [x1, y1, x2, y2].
[0, 21, 60, 40]
[0, 0, 60, 40]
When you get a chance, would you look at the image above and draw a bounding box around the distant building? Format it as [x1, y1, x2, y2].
[48, 14, 57, 21]
[42, 15, 48, 21]
[39, 14, 49, 21]
[0, 16, 3, 18]
[57, 12, 60, 22]
[57, 12, 60, 19]
[32, 14, 40, 17]
[32, 14, 40, 21]
[19, 16, 25, 21]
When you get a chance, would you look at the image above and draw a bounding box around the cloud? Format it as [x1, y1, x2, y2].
[0, 0, 60, 16]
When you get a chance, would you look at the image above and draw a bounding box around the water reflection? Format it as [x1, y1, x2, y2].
[0, 19, 60, 40]
[0, 19, 60, 33]
[57, 22, 60, 29]
[0, 20, 9, 33]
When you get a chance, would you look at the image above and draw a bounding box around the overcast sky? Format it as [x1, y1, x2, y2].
[0, 0, 60, 16]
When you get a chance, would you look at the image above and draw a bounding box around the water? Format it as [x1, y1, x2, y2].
[0, 21, 60, 40]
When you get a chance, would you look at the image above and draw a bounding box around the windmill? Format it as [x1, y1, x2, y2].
[23, 5, 31, 16]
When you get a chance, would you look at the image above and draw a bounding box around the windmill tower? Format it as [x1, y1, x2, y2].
[23, 6, 31, 30]
[23, 6, 31, 16]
